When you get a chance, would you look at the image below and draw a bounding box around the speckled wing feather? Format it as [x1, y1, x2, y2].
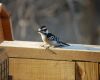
[46, 33, 59, 41]
[46, 33, 70, 46]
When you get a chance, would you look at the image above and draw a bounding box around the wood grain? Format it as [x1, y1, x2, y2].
[0, 47, 8, 80]
[0, 48, 7, 63]
[1, 41, 100, 62]
[9, 58, 75, 80]
[76, 62, 98, 80]
[0, 41, 100, 80]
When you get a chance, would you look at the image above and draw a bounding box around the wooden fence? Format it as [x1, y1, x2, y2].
[0, 41, 100, 80]
[0, 3, 100, 80]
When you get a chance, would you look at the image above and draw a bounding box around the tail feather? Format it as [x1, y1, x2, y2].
[59, 41, 70, 46]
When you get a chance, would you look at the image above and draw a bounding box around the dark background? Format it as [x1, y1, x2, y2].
[1, 0, 100, 45]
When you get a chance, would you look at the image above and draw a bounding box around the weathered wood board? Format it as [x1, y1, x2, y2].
[0, 41, 100, 80]
[1, 41, 100, 62]
[76, 62, 98, 80]
[9, 58, 75, 80]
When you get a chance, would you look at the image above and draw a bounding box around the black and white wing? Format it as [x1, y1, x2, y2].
[47, 33, 59, 42]
[46, 33, 70, 47]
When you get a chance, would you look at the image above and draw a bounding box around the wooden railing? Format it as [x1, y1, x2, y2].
[0, 3, 13, 80]
[0, 41, 100, 80]
[0, 3, 100, 80]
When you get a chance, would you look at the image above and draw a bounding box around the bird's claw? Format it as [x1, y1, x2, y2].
[40, 44, 51, 49]
[40, 44, 45, 47]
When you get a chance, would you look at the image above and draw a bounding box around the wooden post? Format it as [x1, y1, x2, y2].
[0, 48, 8, 80]
[0, 3, 13, 43]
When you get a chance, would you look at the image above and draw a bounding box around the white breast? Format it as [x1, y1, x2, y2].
[41, 34, 46, 41]
[39, 33, 58, 46]
[39, 33, 46, 42]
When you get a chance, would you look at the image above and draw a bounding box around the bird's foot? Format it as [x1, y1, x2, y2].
[40, 44, 51, 49]
[40, 44, 45, 47]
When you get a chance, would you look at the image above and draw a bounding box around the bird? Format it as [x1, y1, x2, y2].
[38, 26, 70, 48]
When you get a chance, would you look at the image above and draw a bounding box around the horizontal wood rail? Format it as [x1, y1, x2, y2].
[0, 41, 100, 62]
[0, 41, 100, 80]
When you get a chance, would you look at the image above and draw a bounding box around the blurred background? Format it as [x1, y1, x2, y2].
[0, 0, 100, 45]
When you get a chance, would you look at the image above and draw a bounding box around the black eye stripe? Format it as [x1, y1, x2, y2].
[40, 26, 46, 29]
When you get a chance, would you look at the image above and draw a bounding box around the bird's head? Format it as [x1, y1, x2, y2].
[38, 26, 48, 34]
